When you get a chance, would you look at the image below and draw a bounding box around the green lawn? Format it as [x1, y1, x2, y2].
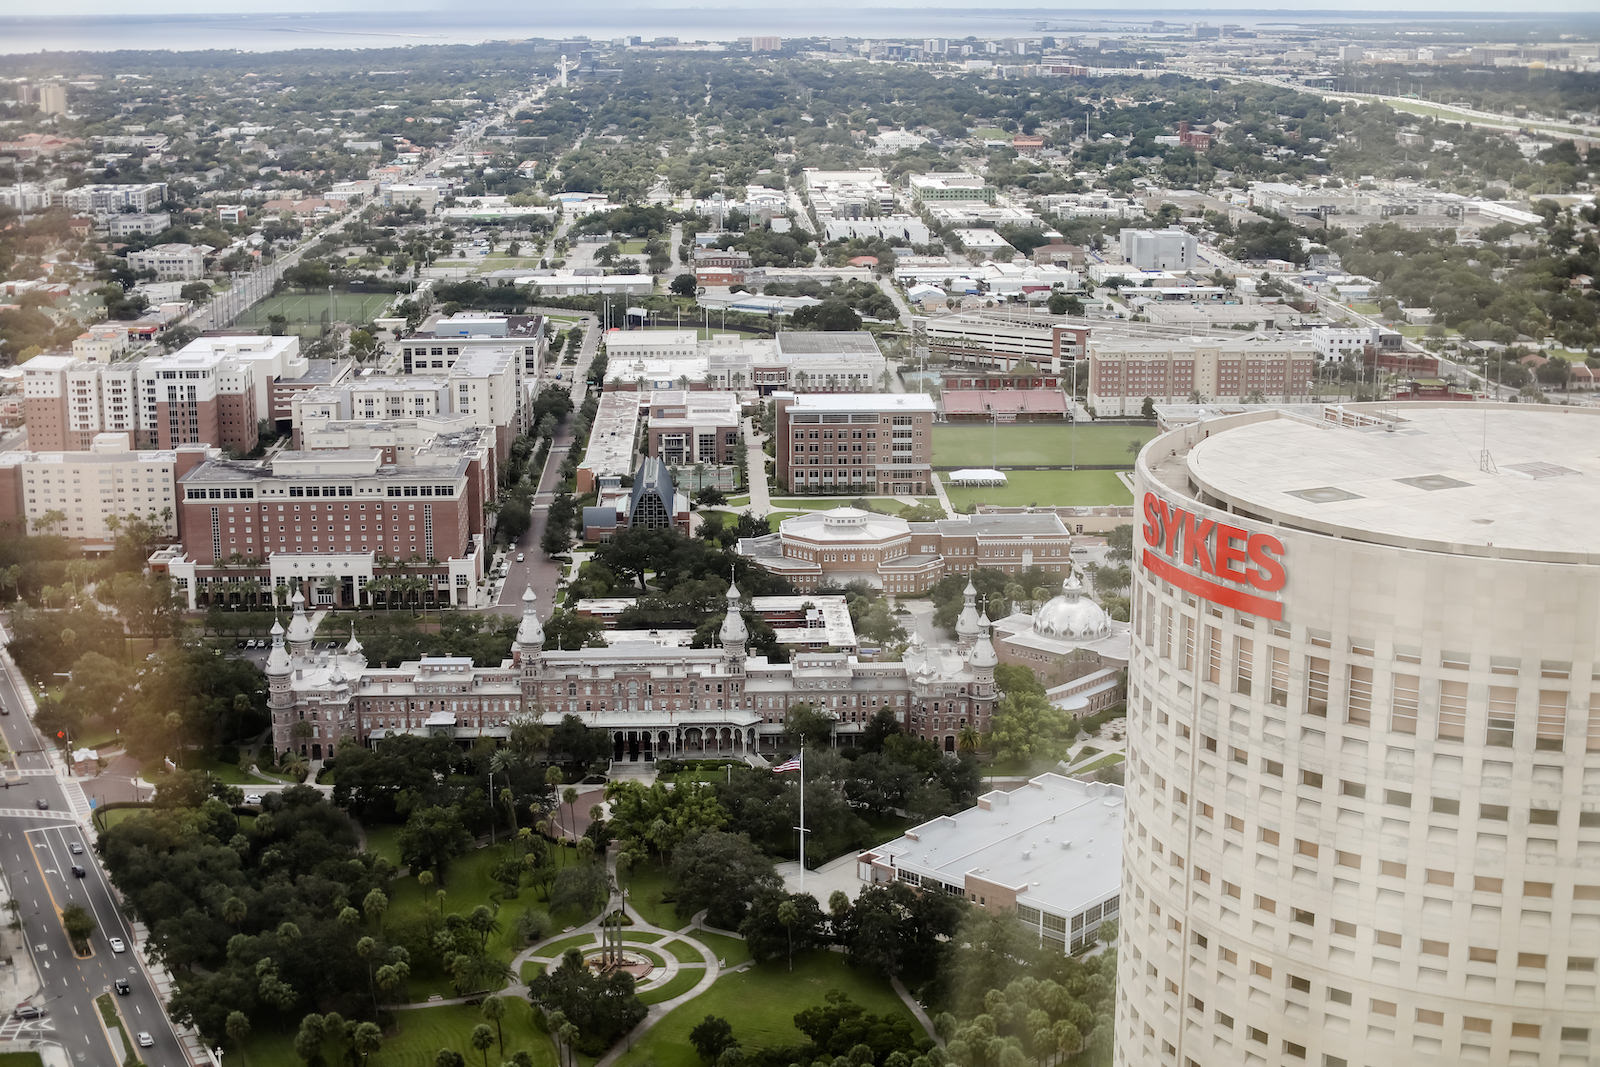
[386, 844, 599, 999]
[693, 930, 751, 968]
[531, 932, 600, 960]
[615, 953, 914, 1067]
[945, 469, 1131, 510]
[361, 823, 403, 867]
[639, 965, 704, 1005]
[0, 1054, 45, 1067]
[766, 511, 802, 532]
[241, 998, 556, 1067]
[1070, 752, 1126, 774]
[617, 239, 647, 254]
[932, 425, 1154, 468]
[662, 938, 707, 964]
[623, 866, 688, 931]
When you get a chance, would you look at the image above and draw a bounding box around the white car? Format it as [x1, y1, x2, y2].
[137, 1032, 154, 1048]
[515, 553, 525, 563]
[108, 937, 126, 953]
[244, 794, 262, 805]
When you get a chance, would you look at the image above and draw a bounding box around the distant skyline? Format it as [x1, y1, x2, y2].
[17, 1, 1600, 19]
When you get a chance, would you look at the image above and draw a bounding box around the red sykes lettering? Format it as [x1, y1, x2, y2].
[1140, 492, 1286, 618]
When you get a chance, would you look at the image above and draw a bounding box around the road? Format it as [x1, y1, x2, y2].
[492, 313, 600, 616]
[0, 634, 188, 1067]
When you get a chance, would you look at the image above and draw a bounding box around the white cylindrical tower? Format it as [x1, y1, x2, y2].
[1118, 404, 1600, 1067]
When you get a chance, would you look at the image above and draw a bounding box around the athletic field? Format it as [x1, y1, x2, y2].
[932, 424, 1156, 469]
[944, 469, 1132, 511]
[235, 290, 398, 336]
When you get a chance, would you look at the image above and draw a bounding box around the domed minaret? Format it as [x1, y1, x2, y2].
[285, 590, 314, 657]
[955, 579, 982, 654]
[969, 610, 998, 699]
[343, 623, 366, 670]
[720, 581, 748, 671]
[512, 587, 545, 674]
[265, 619, 294, 757]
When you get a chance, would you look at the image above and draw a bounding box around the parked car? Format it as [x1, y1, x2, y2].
[244, 794, 262, 805]
[13, 1004, 43, 1019]
[34, 797, 48, 810]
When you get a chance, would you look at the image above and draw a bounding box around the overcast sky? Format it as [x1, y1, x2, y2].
[16, 1, 1597, 17]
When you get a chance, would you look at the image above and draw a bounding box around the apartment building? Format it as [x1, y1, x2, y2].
[1087, 336, 1317, 416]
[402, 313, 548, 381]
[926, 310, 1091, 375]
[0, 433, 214, 547]
[166, 442, 488, 610]
[774, 392, 934, 495]
[292, 347, 521, 462]
[605, 331, 888, 396]
[62, 182, 168, 215]
[803, 169, 898, 223]
[24, 336, 306, 453]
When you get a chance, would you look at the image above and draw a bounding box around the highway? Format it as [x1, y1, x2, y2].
[0, 638, 190, 1067]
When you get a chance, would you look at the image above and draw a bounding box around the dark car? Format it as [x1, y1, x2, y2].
[34, 797, 48, 810]
[114, 979, 131, 995]
[71, 865, 85, 878]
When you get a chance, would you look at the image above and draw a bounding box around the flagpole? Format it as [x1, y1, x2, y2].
[798, 743, 806, 895]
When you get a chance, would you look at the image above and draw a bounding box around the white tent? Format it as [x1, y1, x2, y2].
[949, 468, 1008, 487]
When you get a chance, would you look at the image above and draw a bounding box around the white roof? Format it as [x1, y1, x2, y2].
[1177, 404, 1600, 563]
[785, 393, 934, 413]
[864, 773, 1123, 918]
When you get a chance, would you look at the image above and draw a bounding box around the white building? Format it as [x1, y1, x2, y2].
[1310, 326, 1381, 363]
[1119, 403, 1600, 1067]
[0, 433, 215, 548]
[62, 182, 168, 215]
[1118, 228, 1198, 271]
[859, 773, 1123, 952]
[126, 243, 209, 281]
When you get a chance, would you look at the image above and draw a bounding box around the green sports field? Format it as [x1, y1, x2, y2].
[944, 469, 1132, 510]
[932, 424, 1156, 469]
[235, 290, 398, 337]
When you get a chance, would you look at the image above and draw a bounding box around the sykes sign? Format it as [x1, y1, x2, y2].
[1140, 492, 1286, 620]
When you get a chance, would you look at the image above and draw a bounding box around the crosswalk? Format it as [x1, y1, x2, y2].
[0, 808, 78, 822]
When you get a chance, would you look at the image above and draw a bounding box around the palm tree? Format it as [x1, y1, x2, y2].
[958, 725, 981, 755]
[480, 996, 507, 1054]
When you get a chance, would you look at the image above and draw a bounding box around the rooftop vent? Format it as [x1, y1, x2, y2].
[1288, 486, 1362, 504]
[1396, 474, 1472, 492]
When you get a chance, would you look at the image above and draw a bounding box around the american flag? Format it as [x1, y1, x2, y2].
[772, 755, 802, 773]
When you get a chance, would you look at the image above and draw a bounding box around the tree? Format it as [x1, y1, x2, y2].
[689, 1016, 737, 1064]
[791, 299, 862, 332]
[670, 273, 698, 297]
[471, 1024, 495, 1067]
[225, 1011, 251, 1049]
[398, 805, 472, 881]
[668, 830, 780, 928]
[180, 282, 213, 304]
[352, 1022, 382, 1067]
[785, 703, 834, 750]
[61, 903, 95, 949]
[482, 995, 507, 1052]
[1139, 396, 1156, 421]
[527, 948, 646, 1055]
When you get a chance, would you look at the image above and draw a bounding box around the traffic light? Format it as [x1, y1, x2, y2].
[56, 731, 64, 739]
